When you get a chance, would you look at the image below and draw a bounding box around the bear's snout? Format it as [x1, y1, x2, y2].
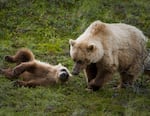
[72, 67, 80, 75]
[71, 70, 79, 75]
[71, 63, 83, 75]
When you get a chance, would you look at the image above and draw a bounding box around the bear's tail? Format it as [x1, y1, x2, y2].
[5, 48, 35, 64]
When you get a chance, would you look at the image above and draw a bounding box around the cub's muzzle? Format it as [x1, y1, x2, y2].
[59, 72, 69, 82]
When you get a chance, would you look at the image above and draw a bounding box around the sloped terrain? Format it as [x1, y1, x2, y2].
[0, 0, 150, 115]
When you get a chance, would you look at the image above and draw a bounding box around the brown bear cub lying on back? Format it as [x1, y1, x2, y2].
[0, 48, 71, 87]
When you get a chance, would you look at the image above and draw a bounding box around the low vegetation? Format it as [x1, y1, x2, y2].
[0, 0, 150, 115]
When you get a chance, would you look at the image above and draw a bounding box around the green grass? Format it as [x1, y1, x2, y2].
[0, 0, 150, 115]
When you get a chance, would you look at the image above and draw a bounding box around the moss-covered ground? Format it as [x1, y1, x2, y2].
[0, 0, 150, 115]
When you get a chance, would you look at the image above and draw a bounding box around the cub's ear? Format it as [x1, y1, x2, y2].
[69, 39, 76, 46]
[58, 63, 62, 66]
[87, 43, 96, 52]
[90, 20, 106, 35]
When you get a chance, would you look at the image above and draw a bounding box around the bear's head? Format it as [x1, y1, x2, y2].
[69, 21, 107, 75]
[55, 63, 72, 83]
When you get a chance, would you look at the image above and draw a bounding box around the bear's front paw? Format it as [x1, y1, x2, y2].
[88, 79, 103, 91]
[85, 87, 94, 92]
[88, 84, 100, 91]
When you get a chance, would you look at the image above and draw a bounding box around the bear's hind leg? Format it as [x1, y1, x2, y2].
[5, 49, 34, 64]
[119, 72, 135, 88]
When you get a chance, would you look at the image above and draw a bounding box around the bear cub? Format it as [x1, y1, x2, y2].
[0, 48, 71, 87]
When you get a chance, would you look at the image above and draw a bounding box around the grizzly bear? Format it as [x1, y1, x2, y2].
[69, 20, 147, 91]
[0, 48, 71, 87]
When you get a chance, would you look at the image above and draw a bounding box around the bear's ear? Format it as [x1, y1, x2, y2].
[69, 39, 76, 46]
[90, 21, 106, 35]
[87, 43, 96, 52]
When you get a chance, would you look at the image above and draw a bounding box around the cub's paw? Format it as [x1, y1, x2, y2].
[4, 56, 13, 62]
[14, 80, 26, 87]
[13, 66, 25, 77]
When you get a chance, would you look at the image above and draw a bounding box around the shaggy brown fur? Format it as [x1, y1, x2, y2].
[69, 20, 147, 91]
[0, 48, 71, 87]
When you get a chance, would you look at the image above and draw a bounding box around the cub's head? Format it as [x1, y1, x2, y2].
[69, 39, 104, 75]
[55, 64, 72, 83]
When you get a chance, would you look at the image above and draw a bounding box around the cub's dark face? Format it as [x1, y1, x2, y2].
[59, 69, 70, 82]
[56, 64, 72, 83]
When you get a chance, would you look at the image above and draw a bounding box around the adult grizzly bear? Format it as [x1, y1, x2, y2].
[69, 20, 147, 91]
[0, 48, 71, 87]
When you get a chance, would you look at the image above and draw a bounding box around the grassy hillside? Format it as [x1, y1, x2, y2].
[0, 0, 150, 115]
